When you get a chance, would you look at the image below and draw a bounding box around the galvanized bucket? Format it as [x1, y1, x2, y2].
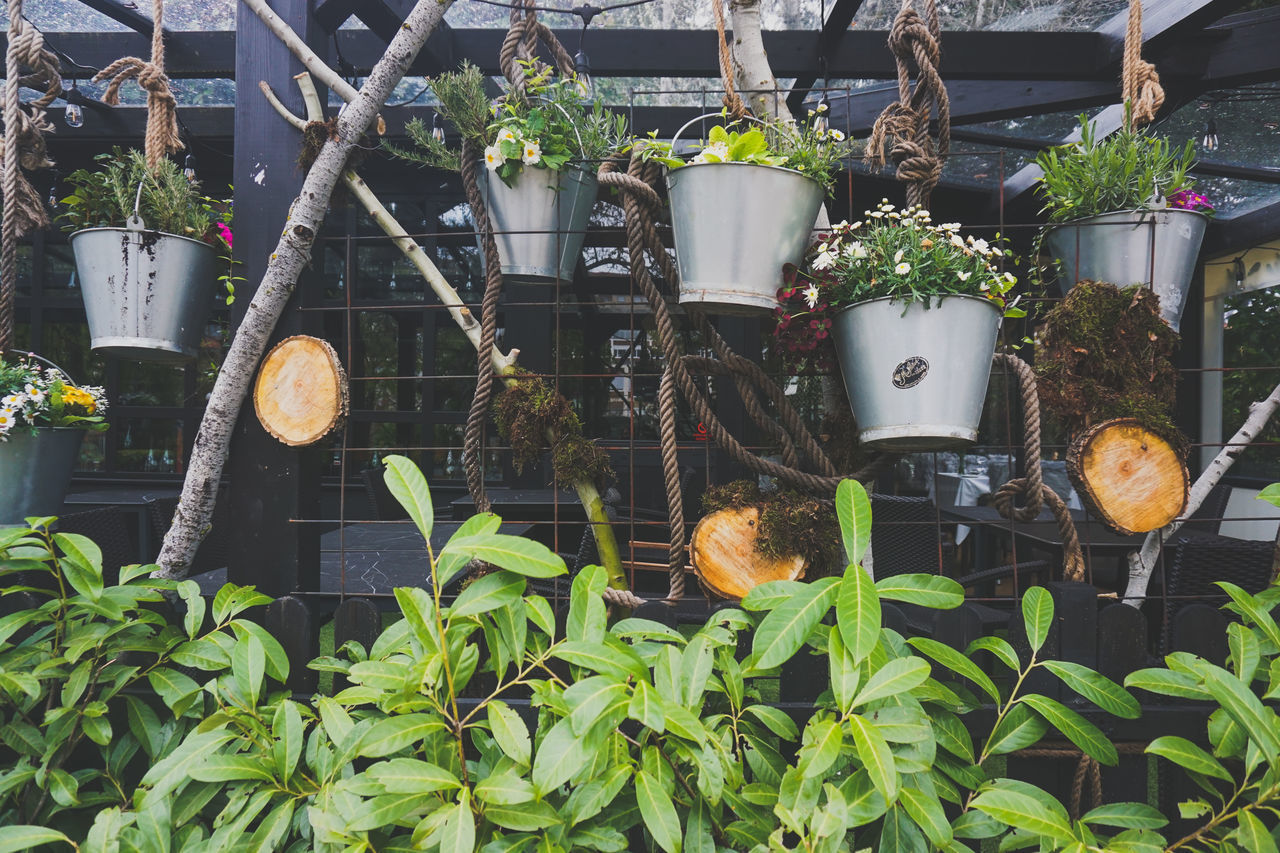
[832, 295, 1002, 451]
[477, 163, 598, 283]
[70, 226, 218, 362]
[0, 427, 83, 525]
[667, 161, 825, 316]
[1042, 208, 1208, 332]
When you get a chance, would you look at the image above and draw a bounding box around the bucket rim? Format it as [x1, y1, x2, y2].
[832, 292, 1004, 317]
[1042, 207, 1211, 230]
[476, 160, 599, 183]
[70, 226, 221, 252]
[663, 159, 825, 190]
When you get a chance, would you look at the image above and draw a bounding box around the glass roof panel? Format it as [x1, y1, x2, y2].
[1, 1, 128, 32]
[855, 0, 1127, 31]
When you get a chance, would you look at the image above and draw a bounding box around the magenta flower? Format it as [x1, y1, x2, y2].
[216, 222, 233, 249]
[1168, 189, 1214, 213]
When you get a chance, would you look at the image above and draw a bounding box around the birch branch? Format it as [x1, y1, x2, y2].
[242, 0, 359, 105]
[1122, 379, 1280, 606]
[155, 0, 456, 579]
[266, 73, 631, 595]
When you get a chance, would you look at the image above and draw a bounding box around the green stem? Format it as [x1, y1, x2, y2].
[573, 478, 625, 591]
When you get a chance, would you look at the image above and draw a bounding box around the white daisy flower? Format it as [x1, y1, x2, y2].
[812, 250, 837, 271]
[829, 129, 845, 141]
[522, 141, 542, 165]
[802, 285, 821, 309]
[893, 249, 905, 263]
[895, 262, 911, 275]
[497, 127, 517, 144]
[484, 145, 505, 171]
[957, 271, 972, 282]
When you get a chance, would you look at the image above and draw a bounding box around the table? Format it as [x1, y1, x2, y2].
[188, 519, 534, 596]
[931, 472, 990, 544]
[63, 485, 180, 563]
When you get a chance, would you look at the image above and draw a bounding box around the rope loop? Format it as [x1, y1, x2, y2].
[865, 0, 950, 208]
[711, 0, 748, 120]
[1122, 0, 1164, 130]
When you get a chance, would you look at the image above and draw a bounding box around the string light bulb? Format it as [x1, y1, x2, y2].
[574, 49, 594, 101]
[47, 171, 60, 209]
[183, 154, 198, 182]
[63, 81, 85, 129]
[431, 111, 446, 144]
[1201, 116, 1219, 152]
[812, 97, 830, 135]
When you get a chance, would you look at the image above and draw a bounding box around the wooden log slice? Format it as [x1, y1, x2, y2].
[254, 335, 349, 447]
[690, 506, 806, 600]
[1066, 417, 1188, 535]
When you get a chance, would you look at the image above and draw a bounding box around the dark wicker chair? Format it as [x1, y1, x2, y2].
[145, 494, 230, 574]
[1157, 531, 1275, 655]
[1178, 483, 1233, 536]
[869, 494, 955, 579]
[53, 506, 138, 586]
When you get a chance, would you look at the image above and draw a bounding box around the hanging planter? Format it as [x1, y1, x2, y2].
[775, 202, 1020, 451]
[1042, 207, 1208, 332]
[477, 162, 598, 283]
[1035, 114, 1212, 332]
[59, 149, 231, 362]
[645, 113, 850, 316]
[833, 295, 1002, 450]
[0, 354, 108, 525]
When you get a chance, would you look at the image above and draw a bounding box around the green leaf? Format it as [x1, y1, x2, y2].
[1235, 809, 1277, 853]
[629, 680, 666, 733]
[847, 714, 897, 802]
[635, 769, 681, 853]
[1219, 582, 1280, 651]
[749, 577, 839, 671]
[854, 658, 931, 707]
[366, 758, 460, 793]
[967, 636, 1021, 673]
[985, 704, 1049, 756]
[488, 700, 532, 766]
[740, 580, 808, 612]
[1042, 661, 1140, 718]
[970, 788, 1073, 842]
[899, 786, 952, 847]
[1079, 803, 1168, 830]
[1021, 587, 1053, 653]
[568, 563, 607, 643]
[1258, 483, 1280, 508]
[1228, 622, 1261, 684]
[475, 770, 536, 805]
[190, 754, 275, 782]
[554, 640, 646, 681]
[383, 454, 434, 543]
[1019, 694, 1117, 764]
[565, 676, 630, 736]
[272, 700, 303, 781]
[0, 827, 73, 852]
[743, 704, 799, 740]
[828, 626, 861, 713]
[836, 479, 872, 565]
[358, 714, 445, 758]
[1146, 736, 1233, 782]
[451, 571, 525, 618]
[532, 716, 591, 796]
[230, 618, 291, 683]
[907, 637, 1001, 703]
[232, 631, 266, 707]
[348, 792, 429, 833]
[837, 563, 879, 664]
[1196, 661, 1280, 762]
[53, 532, 104, 600]
[485, 799, 561, 832]
[875, 573, 964, 609]
[799, 718, 843, 778]
[1124, 668, 1209, 700]
[441, 534, 566, 578]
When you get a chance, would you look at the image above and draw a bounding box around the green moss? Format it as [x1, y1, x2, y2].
[702, 480, 842, 577]
[1036, 280, 1186, 452]
[493, 370, 614, 489]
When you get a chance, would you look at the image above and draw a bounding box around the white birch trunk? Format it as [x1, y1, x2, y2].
[1121, 380, 1280, 606]
[154, 0, 455, 578]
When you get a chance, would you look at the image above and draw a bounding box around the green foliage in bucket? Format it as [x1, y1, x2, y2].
[6, 462, 1280, 850]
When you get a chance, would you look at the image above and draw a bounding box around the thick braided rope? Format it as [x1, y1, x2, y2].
[460, 140, 505, 514]
[601, 154, 886, 503]
[658, 368, 686, 597]
[990, 353, 1086, 582]
[499, 0, 576, 97]
[864, 0, 950, 208]
[711, 0, 748, 120]
[1122, 0, 1163, 130]
[92, 0, 182, 170]
[1017, 744, 1147, 819]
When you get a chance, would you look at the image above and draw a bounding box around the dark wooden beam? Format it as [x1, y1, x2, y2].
[74, 0, 156, 37]
[786, 0, 867, 113]
[313, 0, 361, 34]
[1096, 0, 1248, 57]
[352, 0, 455, 73]
[1203, 197, 1280, 256]
[1199, 7, 1280, 89]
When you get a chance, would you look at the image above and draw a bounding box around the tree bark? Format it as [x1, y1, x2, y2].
[1122, 380, 1280, 606]
[154, 0, 456, 579]
[1066, 418, 1188, 535]
[726, 0, 788, 122]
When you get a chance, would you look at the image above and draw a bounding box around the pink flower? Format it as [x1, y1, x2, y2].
[216, 222, 233, 250]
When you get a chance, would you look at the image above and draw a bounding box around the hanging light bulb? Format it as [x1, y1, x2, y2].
[47, 171, 60, 209]
[183, 154, 198, 182]
[64, 81, 85, 129]
[574, 49, 594, 102]
[812, 96, 830, 135]
[431, 111, 446, 144]
[1201, 116, 1219, 152]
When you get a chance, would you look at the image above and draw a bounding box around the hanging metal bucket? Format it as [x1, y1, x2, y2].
[0, 428, 84, 525]
[71, 226, 218, 362]
[667, 161, 825, 316]
[1042, 208, 1208, 332]
[477, 163, 598, 283]
[832, 295, 1002, 451]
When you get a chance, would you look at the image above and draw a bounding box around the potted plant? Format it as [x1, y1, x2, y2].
[641, 107, 852, 315]
[389, 62, 626, 283]
[1035, 110, 1211, 332]
[0, 355, 108, 524]
[59, 149, 232, 362]
[781, 201, 1022, 450]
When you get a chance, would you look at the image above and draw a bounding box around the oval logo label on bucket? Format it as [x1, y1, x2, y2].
[892, 356, 929, 389]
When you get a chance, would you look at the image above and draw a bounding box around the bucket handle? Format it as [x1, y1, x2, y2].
[127, 180, 148, 231]
[669, 111, 768, 151]
[8, 350, 78, 386]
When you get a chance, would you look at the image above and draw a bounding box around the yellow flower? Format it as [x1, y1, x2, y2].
[63, 386, 97, 413]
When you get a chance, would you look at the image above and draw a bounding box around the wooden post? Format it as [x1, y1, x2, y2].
[226, 0, 327, 596]
[265, 595, 317, 693]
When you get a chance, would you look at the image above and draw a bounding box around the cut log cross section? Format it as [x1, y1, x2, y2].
[254, 335, 349, 447]
[1067, 417, 1188, 535]
[690, 506, 807, 600]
